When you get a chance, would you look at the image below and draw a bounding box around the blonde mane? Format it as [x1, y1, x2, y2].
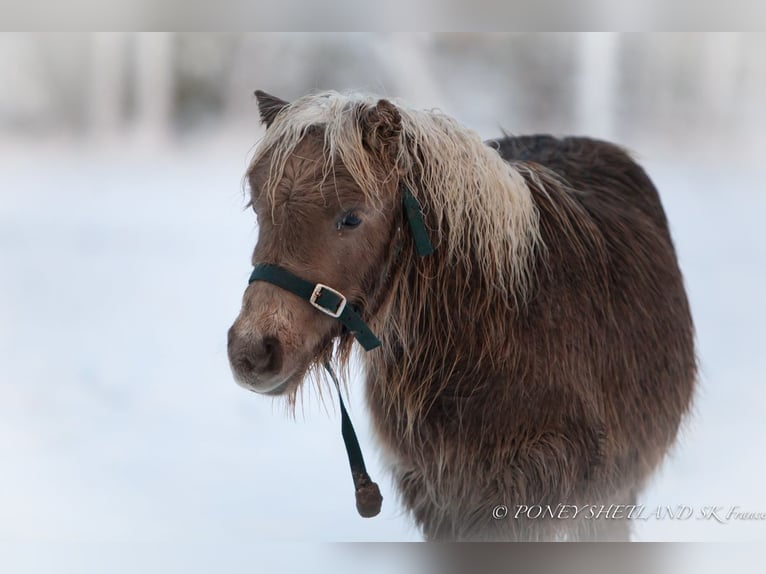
[249, 91, 542, 297]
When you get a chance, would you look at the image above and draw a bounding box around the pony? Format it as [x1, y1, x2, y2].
[227, 90, 696, 541]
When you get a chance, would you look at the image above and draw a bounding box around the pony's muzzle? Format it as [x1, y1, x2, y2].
[227, 326, 285, 393]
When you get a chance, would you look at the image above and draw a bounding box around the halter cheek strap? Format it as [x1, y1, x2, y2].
[401, 185, 434, 257]
[248, 264, 382, 351]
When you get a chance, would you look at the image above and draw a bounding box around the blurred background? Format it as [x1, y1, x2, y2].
[1, 33, 765, 559]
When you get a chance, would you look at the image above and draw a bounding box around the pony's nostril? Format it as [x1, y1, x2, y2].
[260, 336, 283, 374]
[229, 332, 283, 379]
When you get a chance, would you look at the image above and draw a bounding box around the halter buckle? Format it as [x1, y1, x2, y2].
[309, 283, 347, 318]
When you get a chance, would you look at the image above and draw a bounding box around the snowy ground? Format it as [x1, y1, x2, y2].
[0, 132, 765, 566]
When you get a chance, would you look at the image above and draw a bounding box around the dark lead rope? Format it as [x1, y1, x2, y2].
[248, 185, 432, 518]
[323, 360, 382, 517]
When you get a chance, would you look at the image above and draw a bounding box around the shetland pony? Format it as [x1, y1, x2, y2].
[227, 91, 696, 540]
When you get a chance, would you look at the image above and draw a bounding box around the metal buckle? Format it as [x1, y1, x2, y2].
[309, 283, 347, 318]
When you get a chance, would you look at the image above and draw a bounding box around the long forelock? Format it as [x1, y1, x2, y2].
[249, 90, 542, 296]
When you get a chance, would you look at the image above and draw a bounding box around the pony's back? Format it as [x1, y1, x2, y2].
[492, 135, 670, 228]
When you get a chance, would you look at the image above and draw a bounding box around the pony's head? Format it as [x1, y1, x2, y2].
[227, 91, 406, 396]
[227, 90, 539, 398]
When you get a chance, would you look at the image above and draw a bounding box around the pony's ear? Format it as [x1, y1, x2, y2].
[254, 90, 289, 128]
[359, 99, 402, 165]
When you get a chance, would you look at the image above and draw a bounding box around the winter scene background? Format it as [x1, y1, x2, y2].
[1, 33, 765, 569]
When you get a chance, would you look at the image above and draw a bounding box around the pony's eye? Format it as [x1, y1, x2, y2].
[339, 212, 362, 229]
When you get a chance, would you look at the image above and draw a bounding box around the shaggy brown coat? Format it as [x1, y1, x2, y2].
[230, 91, 696, 541]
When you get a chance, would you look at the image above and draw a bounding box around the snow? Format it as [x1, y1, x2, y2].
[1, 131, 764, 565]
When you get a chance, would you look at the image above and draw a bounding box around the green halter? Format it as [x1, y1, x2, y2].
[246, 185, 433, 518]
[248, 185, 433, 349]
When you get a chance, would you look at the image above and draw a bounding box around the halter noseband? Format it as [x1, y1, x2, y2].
[248, 263, 382, 351]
